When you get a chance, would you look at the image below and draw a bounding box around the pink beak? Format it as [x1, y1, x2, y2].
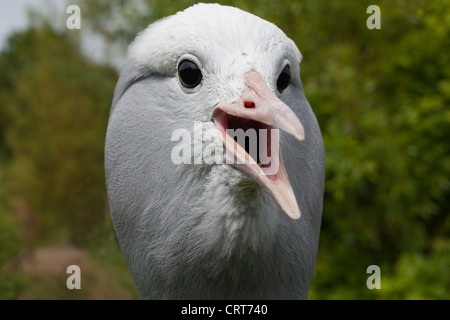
[213, 70, 305, 219]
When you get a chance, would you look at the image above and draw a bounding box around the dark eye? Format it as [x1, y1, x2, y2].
[178, 59, 202, 88]
[277, 65, 291, 93]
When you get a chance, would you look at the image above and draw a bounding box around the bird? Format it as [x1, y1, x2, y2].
[105, 3, 325, 299]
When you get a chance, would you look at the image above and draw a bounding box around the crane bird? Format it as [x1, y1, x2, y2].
[105, 3, 325, 299]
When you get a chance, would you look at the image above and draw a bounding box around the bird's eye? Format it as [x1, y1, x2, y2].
[277, 65, 291, 93]
[178, 59, 202, 89]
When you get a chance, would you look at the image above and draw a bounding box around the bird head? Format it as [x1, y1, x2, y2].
[109, 3, 308, 221]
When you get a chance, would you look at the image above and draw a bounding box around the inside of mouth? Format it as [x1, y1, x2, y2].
[214, 110, 273, 168]
[228, 115, 272, 167]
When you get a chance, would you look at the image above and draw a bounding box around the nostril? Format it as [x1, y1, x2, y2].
[244, 101, 256, 109]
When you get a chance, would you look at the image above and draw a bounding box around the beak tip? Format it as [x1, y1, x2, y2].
[285, 120, 305, 142]
[287, 208, 301, 220]
[296, 123, 305, 141]
[296, 131, 305, 142]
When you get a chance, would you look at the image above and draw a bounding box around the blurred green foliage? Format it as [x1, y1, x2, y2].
[0, 19, 125, 298]
[0, 0, 448, 299]
[0, 24, 117, 244]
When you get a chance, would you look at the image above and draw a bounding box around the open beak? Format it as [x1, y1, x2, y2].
[213, 70, 304, 219]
